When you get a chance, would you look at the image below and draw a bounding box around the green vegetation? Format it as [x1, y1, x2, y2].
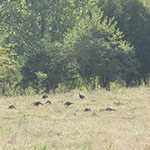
[0, 0, 150, 95]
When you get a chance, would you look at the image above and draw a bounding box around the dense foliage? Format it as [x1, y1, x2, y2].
[0, 0, 150, 95]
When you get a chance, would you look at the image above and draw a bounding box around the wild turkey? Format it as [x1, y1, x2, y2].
[79, 93, 85, 99]
[8, 105, 16, 109]
[105, 107, 116, 111]
[84, 108, 91, 112]
[45, 100, 52, 104]
[64, 101, 73, 106]
[34, 101, 43, 106]
[42, 95, 48, 99]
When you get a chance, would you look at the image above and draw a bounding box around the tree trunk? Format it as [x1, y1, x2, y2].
[99, 75, 110, 90]
[40, 14, 45, 39]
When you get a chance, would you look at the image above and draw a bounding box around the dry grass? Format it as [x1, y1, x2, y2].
[0, 86, 150, 150]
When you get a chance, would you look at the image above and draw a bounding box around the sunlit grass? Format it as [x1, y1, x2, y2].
[0, 86, 150, 149]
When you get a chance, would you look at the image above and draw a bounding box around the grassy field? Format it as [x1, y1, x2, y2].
[0, 86, 150, 150]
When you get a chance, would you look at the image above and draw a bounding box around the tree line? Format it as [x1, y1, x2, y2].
[0, 0, 150, 95]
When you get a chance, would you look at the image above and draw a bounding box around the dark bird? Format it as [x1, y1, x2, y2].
[79, 93, 85, 99]
[45, 100, 52, 104]
[64, 101, 73, 106]
[34, 101, 43, 106]
[42, 95, 48, 99]
[105, 107, 116, 111]
[8, 105, 16, 109]
[84, 108, 91, 112]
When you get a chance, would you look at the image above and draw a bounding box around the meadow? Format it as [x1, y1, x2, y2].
[0, 86, 150, 150]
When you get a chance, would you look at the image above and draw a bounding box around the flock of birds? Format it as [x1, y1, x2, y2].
[8, 93, 116, 112]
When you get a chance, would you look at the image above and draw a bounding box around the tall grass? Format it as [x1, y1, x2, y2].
[0, 86, 150, 150]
